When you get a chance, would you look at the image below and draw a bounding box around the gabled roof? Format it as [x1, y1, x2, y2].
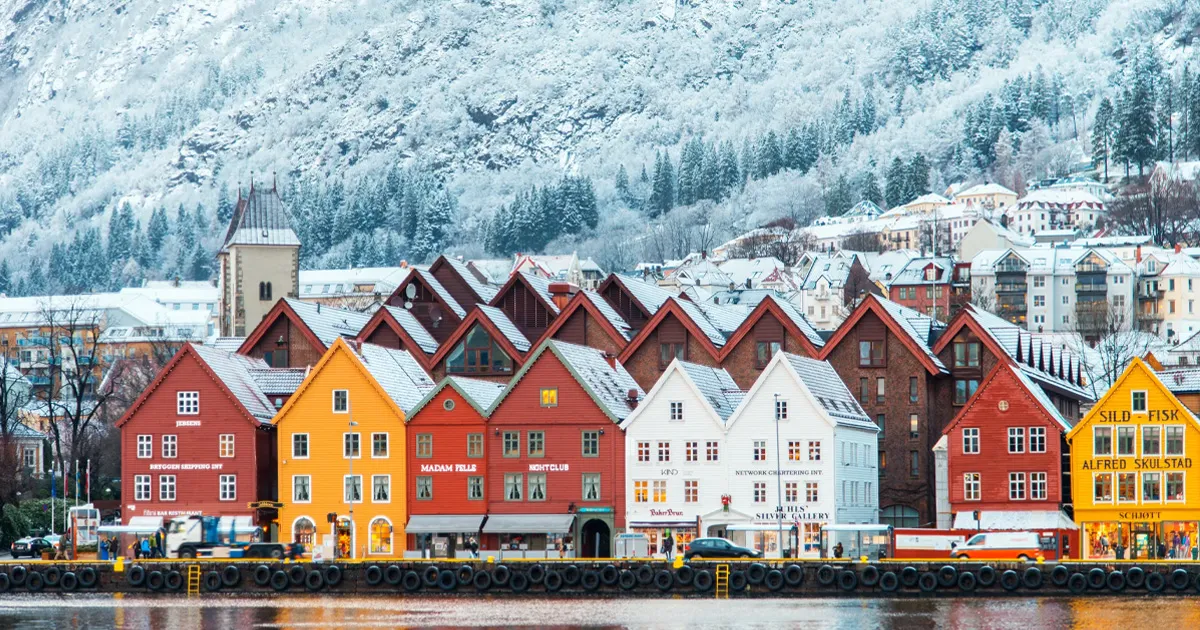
[532, 289, 633, 353]
[220, 184, 300, 252]
[417, 270, 467, 319]
[942, 363, 1071, 438]
[248, 368, 307, 395]
[728, 352, 876, 431]
[599, 274, 677, 318]
[620, 360, 743, 431]
[488, 339, 643, 424]
[490, 271, 562, 316]
[361, 306, 440, 356]
[406, 376, 507, 420]
[431, 256, 500, 303]
[1068, 358, 1200, 442]
[428, 306, 532, 369]
[477, 305, 532, 353]
[237, 298, 370, 357]
[619, 298, 724, 364]
[580, 291, 633, 341]
[818, 294, 946, 374]
[718, 294, 824, 360]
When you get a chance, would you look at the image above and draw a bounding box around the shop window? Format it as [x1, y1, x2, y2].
[1142, 426, 1161, 457]
[1118, 473, 1137, 503]
[963, 473, 980, 500]
[1167, 472, 1186, 502]
[292, 518, 315, 547]
[505, 473, 523, 501]
[468, 477, 484, 500]
[1116, 426, 1135, 456]
[633, 480, 648, 503]
[1143, 472, 1162, 502]
[1131, 390, 1147, 413]
[1166, 426, 1185, 455]
[879, 505, 919, 528]
[1008, 472, 1026, 500]
[859, 339, 885, 367]
[369, 518, 392, 555]
[447, 325, 513, 374]
[582, 474, 601, 501]
[1094, 427, 1112, 456]
[1093, 473, 1113, 503]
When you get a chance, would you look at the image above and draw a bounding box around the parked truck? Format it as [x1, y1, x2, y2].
[167, 515, 291, 559]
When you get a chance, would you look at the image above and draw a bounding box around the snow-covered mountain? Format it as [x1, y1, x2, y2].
[0, 0, 1196, 289]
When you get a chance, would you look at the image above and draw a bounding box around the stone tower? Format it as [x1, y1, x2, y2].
[216, 180, 300, 337]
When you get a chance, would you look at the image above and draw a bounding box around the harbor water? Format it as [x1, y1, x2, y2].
[0, 595, 1195, 628]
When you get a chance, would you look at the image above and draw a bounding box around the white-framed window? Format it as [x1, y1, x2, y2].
[159, 475, 177, 501]
[1143, 472, 1162, 502]
[685, 441, 698, 462]
[292, 434, 309, 459]
[964, 473, 980, 501]
[332, 389, 349, 413]
[219, 474, 236, 501]
[1131, 390, 1147, 413]
[1167, 472, 1186, 502]
[344, 475, 362, 503]
[162, 434, 178, 459]
[1033, 295, 1045, 307]
[633, 480, 647, 503]
[1116, 426, 1136, 457]
[753, 482, 767, 503]
[657, 441, 670, 462]
[134, 475, 151, 501]
[343, 433, 361, 458]
[22, 447, 35, 468]
[219, 434, 235, 458]
[775, 399, 788, 421]
[1166, 425, 1185, 456]
[753, 440, 767, 461]
[962, 428, 979, 454]
[1009, 472, 1026, 500]
[706, 441, 719, 461]
[1094, 426, 1112, 456]
[372, 475, 390, 503]
[806, 481, 819, 502]
[292, 475, 312, 503]
[1142, 426, 1161, 457]
[685, 480, 699, 503]
[373, 433, 389, 458]
[137, 435, 152, 459]
[808, 440, 821, 461]
[669, 401, 683, 421]
[176, 391, 199, 415]
[1094, 472, 1113, 503]
[1029, 427, 1046, 453]
[1007, 427, 1025, 454]
[1030, 472, 1047, 500]
[637, 441, 650, 462]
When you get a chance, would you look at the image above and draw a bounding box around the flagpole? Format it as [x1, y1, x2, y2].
[86, 459, 91, 504]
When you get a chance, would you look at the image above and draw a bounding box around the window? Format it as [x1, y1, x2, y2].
[669, 401, 683, 421]
[652, 480, 667, 503]
[503, 432, 520, 457]
[468, 476, 484, 500]
[1008, 427, 1025, 454]
[162, 435, 177, 459]
[528, 431, 545, 458]
[1033, 276, 1045, 288]
[637, 441, 650, 462]
[1143, 472, 1162, 502]
[135, 475, 150, 501]
[859, 378, 869, 404]
[218, 434, 235, 458]
[1094, 473, 1113, 502]
[953, 342, 981, 368]
[1029, 427, 1046, 453]
[879, 450, 887, 473]
[808, 440, 821, 461]
[414, 433, 433, 459]
[1062, 295, 1069, 305]
[416, 476, 432, 500]
[1132, 390, 1147, 413]
[659, 342, 685, 368]
[1008, 472, 1026, 500]
[176, 391, 199, 415]
[706, 441, 719, 461]
[909, 377, 918, 403]
[293, 476, 311, 503]
[137, 435, 152, 459]
[528, 473, 547, 501]
[1167, 472, 1185, 502]
[775, 399, 788, 421]
[582, 474, 600, 501]
[962, 428, 979, 454]
[1116, 426, 1135, 456]
[1166, 426, 1185, 455]
[1026, 471, 1046, 500]
[880, 505, 920, 528]
[909, 451, 919, 478]
[859, 339, 885, 367]
[657, 441, 670, 462]
[370, 475, 390, 503]
[876, 414, 885, 436]
[292, 434, 309, 459]
[753, 440, 767, 461]
[333, 390, 349, 413]
[964, 472, 981, 500]
[686, 441, 698, 462]
[344, 433, 360, 458]
[21, 448, 34, 468]
[756, 341, 782, 367]
[634, 480, 648, 503]
[1118, 472, 1137, 502]
[788, 441, 802, 461]
[540, 388, 558, 407]
[954, 379, 979, 405]
[909, 414, 919, 439]
[582, 431, 599, 457]
[1142, 426, 1160, 456]
[753, 482, 767, 503]
[219, 475, 236, 501]
[1034, 295, 1045, 307]
[447, 325, 514, 374]
[159, 475, 176, 501]
[344, 475, 362, 503]
[785, 481, 798, 503]
[1094, 427, 1112, 456]
[876, 377, 885, 404]
[505, 474, 523, 501]
[468, 433, 484, 458]
[806, 481, 819, 502]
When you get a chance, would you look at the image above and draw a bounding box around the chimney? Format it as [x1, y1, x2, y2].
[1136, 245, 1142, 263]
[1176, 243, 1183, 254]
[602, 351, 617, 369]
[548, 282, 578, 310]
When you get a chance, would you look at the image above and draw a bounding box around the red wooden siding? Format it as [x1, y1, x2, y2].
[602, 282, 650, 333]
[386, 275, 462, 343]
[494, 281, 554, 341]
[406, 387, 489, 517]
[242, 313, 323, 368]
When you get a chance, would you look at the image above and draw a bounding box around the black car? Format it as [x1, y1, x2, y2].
[684, 537, 762, 560]
[10, 537, 52, 559]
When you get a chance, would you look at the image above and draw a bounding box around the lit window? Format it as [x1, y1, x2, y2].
[652, 480, 667, 503]
[540, 388, 558, 407]
[788, 441, 802, 461]
[964, 473, 980, 501]
[633, 480, 648, 503]
[219, 434, 235, 458]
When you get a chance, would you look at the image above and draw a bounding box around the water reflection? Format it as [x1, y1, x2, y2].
[0, 595, 1190, 629]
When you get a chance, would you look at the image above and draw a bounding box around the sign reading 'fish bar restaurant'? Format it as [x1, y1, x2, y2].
[1067, 358, 1200, 561]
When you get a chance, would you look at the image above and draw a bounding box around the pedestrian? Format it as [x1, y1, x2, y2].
[139, 537, 151, 559]
[833, 542, 844, 559]
[468, 536, 479, 559]
[133, 538, 142, 560]
[662, 530, 674, 561]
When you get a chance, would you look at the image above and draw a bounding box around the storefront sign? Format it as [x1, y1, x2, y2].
[148, 463, 224, 471]
[649, 509, 684, 517]
[175, 420, 201, 427]
[754, 506, 830, 522]
[1098, 409, 1180, 423]
[419, 463, 478, 473]
[141, 509, 202, 517]
[1118, 512, 1163, 520]
[577, 506, 612, 514]
[529, 464, 569, 472]
[733, 469, 821, 476]
[1080, 458, 1192, 470]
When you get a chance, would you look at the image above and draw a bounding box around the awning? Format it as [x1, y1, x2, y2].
[952, 510, 1077, 530]
[482, 514, 575, 534]
[98, 516, 163, 535]
[406, 515, 485, 534]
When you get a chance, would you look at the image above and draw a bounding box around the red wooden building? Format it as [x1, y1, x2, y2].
[484, 340, 643, 558]
[357, 305, 442, 369]
[428, 305, 532, 382]
[238, 298, 371, 368]
[403, 376, 506, 557]
[489, 271, 566, 341]
[384, 268, 470, 345]
[116, 343, 303, 529]
[596, 274, 677, 338]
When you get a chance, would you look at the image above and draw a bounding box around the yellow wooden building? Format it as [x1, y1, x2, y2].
[274, 337, 434, 559]
[1066, 358, 1200, 561]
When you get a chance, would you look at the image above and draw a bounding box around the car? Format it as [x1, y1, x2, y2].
[10, 537, 53, 559]
[683, 537, 763, 560]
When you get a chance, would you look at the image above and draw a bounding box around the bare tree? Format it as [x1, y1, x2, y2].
[1069, 299, 1154, 395]
[917, 209, 952, 256]
[0, 347, 37, 524]
[841, 229, 882, 253]
[1109, 179, 1200, 247]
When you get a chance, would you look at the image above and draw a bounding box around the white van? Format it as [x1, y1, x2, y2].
[950, 531, 1042, 561]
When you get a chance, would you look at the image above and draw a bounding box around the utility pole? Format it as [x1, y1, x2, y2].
[774, 393, 784, 559]
[347, 401, 358, 559]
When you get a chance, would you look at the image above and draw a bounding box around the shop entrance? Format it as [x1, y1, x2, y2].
[580, 519, 611, 558]
[335, 518, 355, 559]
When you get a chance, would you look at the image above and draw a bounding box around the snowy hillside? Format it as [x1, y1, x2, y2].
[0, 0, 1197, 290]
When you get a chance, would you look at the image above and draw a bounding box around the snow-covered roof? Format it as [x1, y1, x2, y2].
[353, 342, 436, 414]
[800, 254, 853, 290]
[674, 259, 734, 288]
[441, 257, 499, 303]
[961, 305, 1091, 401]
[446, 376, 506, 411]
[283, 298, 372, 347]
[476, 305, 531, 353]
[1008, 363, 1072, 431]
[382, 306, 439, 354]
[1159, 368, 1200, 393]
[415, 270, 467, 319]
[717, 257, 788, 289]
[874, 296, 946, 372]
[956, 182, 1017, 198]
[782, 353, 875, 430]
[844, 199, 884, 218]
[190, 344, 276, 422]
[495, 340, 642, 423]
[902, 193, 951, 207]
[617, 276, 675, 315]
[677, 361, 744, 422]
[580, 290, 632, 340]
[764, 294, 825, 349]
[248, 368, 307, 396]
[207, 337, 245, 352]
[466, 259, 514, 285]
[220, 185, 300, 251]
[299, 267, 412, 298]
[516, 272, 561, 315]
[1015, 188, 1104, 208]
[885, 257, 956, 286]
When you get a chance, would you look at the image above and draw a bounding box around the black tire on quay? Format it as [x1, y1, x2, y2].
[43, 566, 61, 587]
[619, 570, 637, 590]
[747, 563, 768, 585]
[880, 571, 900, 592]
[898, 566, 919, 588]
[600, 564, 620, 586]
[938, 565, 957, 587]
[581, 569, 601, 591]
[78, 567, 100, 589]
[0, 573, 9, 593]
[509, 571, 530, 593]
[1128, 567, 1146, 589]
[816, 564, 836, 586]
[1146, 571, 1166, 593]
[287, 565, 306, 586]
[764, 569, 785, 592]
[784, 564, 804, 588]
[324, 565, 343, 587]
[562, 565, 581, 586]
[305, 570, 324, 592]
[472, 570, 492, 592]
[635, 565, 654, 586]
[146, 570, 165, 591]
[438, 569, 457, 592]
[675, 565, 695, 586]
[492, 565, 511, 587]
[861, 566, 880, 587]
[384, 565, 402, 586]
[999, 570, 1020, 592]
[1087, 568, 1106, 590]
[364, 565, 384, 586]
[729, 571, 747, 592]
[25, 572, 44, 593]
[1107, 570, 1125, 592]
[957, 571, 977, 592]
[1170, 569, 1190, 591]
[221, 565, 241, 588]
[1022, 567, 1043, 590]
[654, 569, 674, 592]
[978, 566, 997, 587]
[544, 570, 564, 592]
[837, 570, 858, 592]
[693, 569, 714, 592]
[1068, 573, 1087, 594]
[166, 571, 184, 592]
[9, 566, 27, 587]
[918, 572, 938, 593]
[527, 564, 546, 585]
[457, 565, 474, 586]
[253, 565, 271, 587]
[59, 572, 79, 592]
[1051, 565, 1070, 587]
[402, 571, 422, 592]
[422, 566, 440, 587]
[203, 571, 222, 592]
[270, 570, 288, 592]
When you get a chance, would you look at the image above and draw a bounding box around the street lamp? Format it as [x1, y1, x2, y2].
[773, 393, 784, 559]
[347, 409, 359, 559]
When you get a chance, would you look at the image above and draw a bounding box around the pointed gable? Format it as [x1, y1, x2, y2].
[535, 289, 632, 356]
[384, 269, 466, 343]
[237, 298, 369, 368]
[620, 360, 742, 431]
[357, 305, 440, 361]
[818, 294, 946, 375]
[489, 271, 561, 340]
[1068, 358, 1200, 443]
[943, 363, 1071, 439]
[429, 255, 499, 307]
[598, 274, 676, 334]
[220, 184, 299, 252]
[488, 340, 644, 423]
[428, 306, 530, 380]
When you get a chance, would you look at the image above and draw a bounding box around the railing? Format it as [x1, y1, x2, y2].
[1138, 310, 1165, 321]
[1140, 290, 1161, 300]
[1075, 283, 1108, 293]
[996, 283, 1028, 293]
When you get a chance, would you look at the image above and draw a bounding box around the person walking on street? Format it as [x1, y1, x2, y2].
[662, 530, 675, 561]
[467, 536, 479, 559]
[139, 537, 151, 559]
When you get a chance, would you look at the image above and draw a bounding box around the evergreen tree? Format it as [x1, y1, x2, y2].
[216, 182, 234, 226]
[858, 170, 884, 208]
[107, 203, 135, 264]
[0, 260, 9, 296]
[175, 204, 194, 242]
[615, 164, 631, 206]
[757, 131, 783, 177]
[885, 157, 908, 208]
[412, 189, 453, 263]
[824, 174, 853, 217]
[1189, 68, 1200, 159]
[147, 206, 169, 253]
[1116, 81, 1158, 177]
[1092, 97, 1115, 181]
[718, 141, 741, 194]
[906, 154, 931, 201]
[132, 219, 153, 270]
[648, 151, 675, 218]
[1159, 78, 1176, 162]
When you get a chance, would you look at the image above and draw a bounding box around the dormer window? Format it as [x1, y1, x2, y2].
[447, 325, 513, 374]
